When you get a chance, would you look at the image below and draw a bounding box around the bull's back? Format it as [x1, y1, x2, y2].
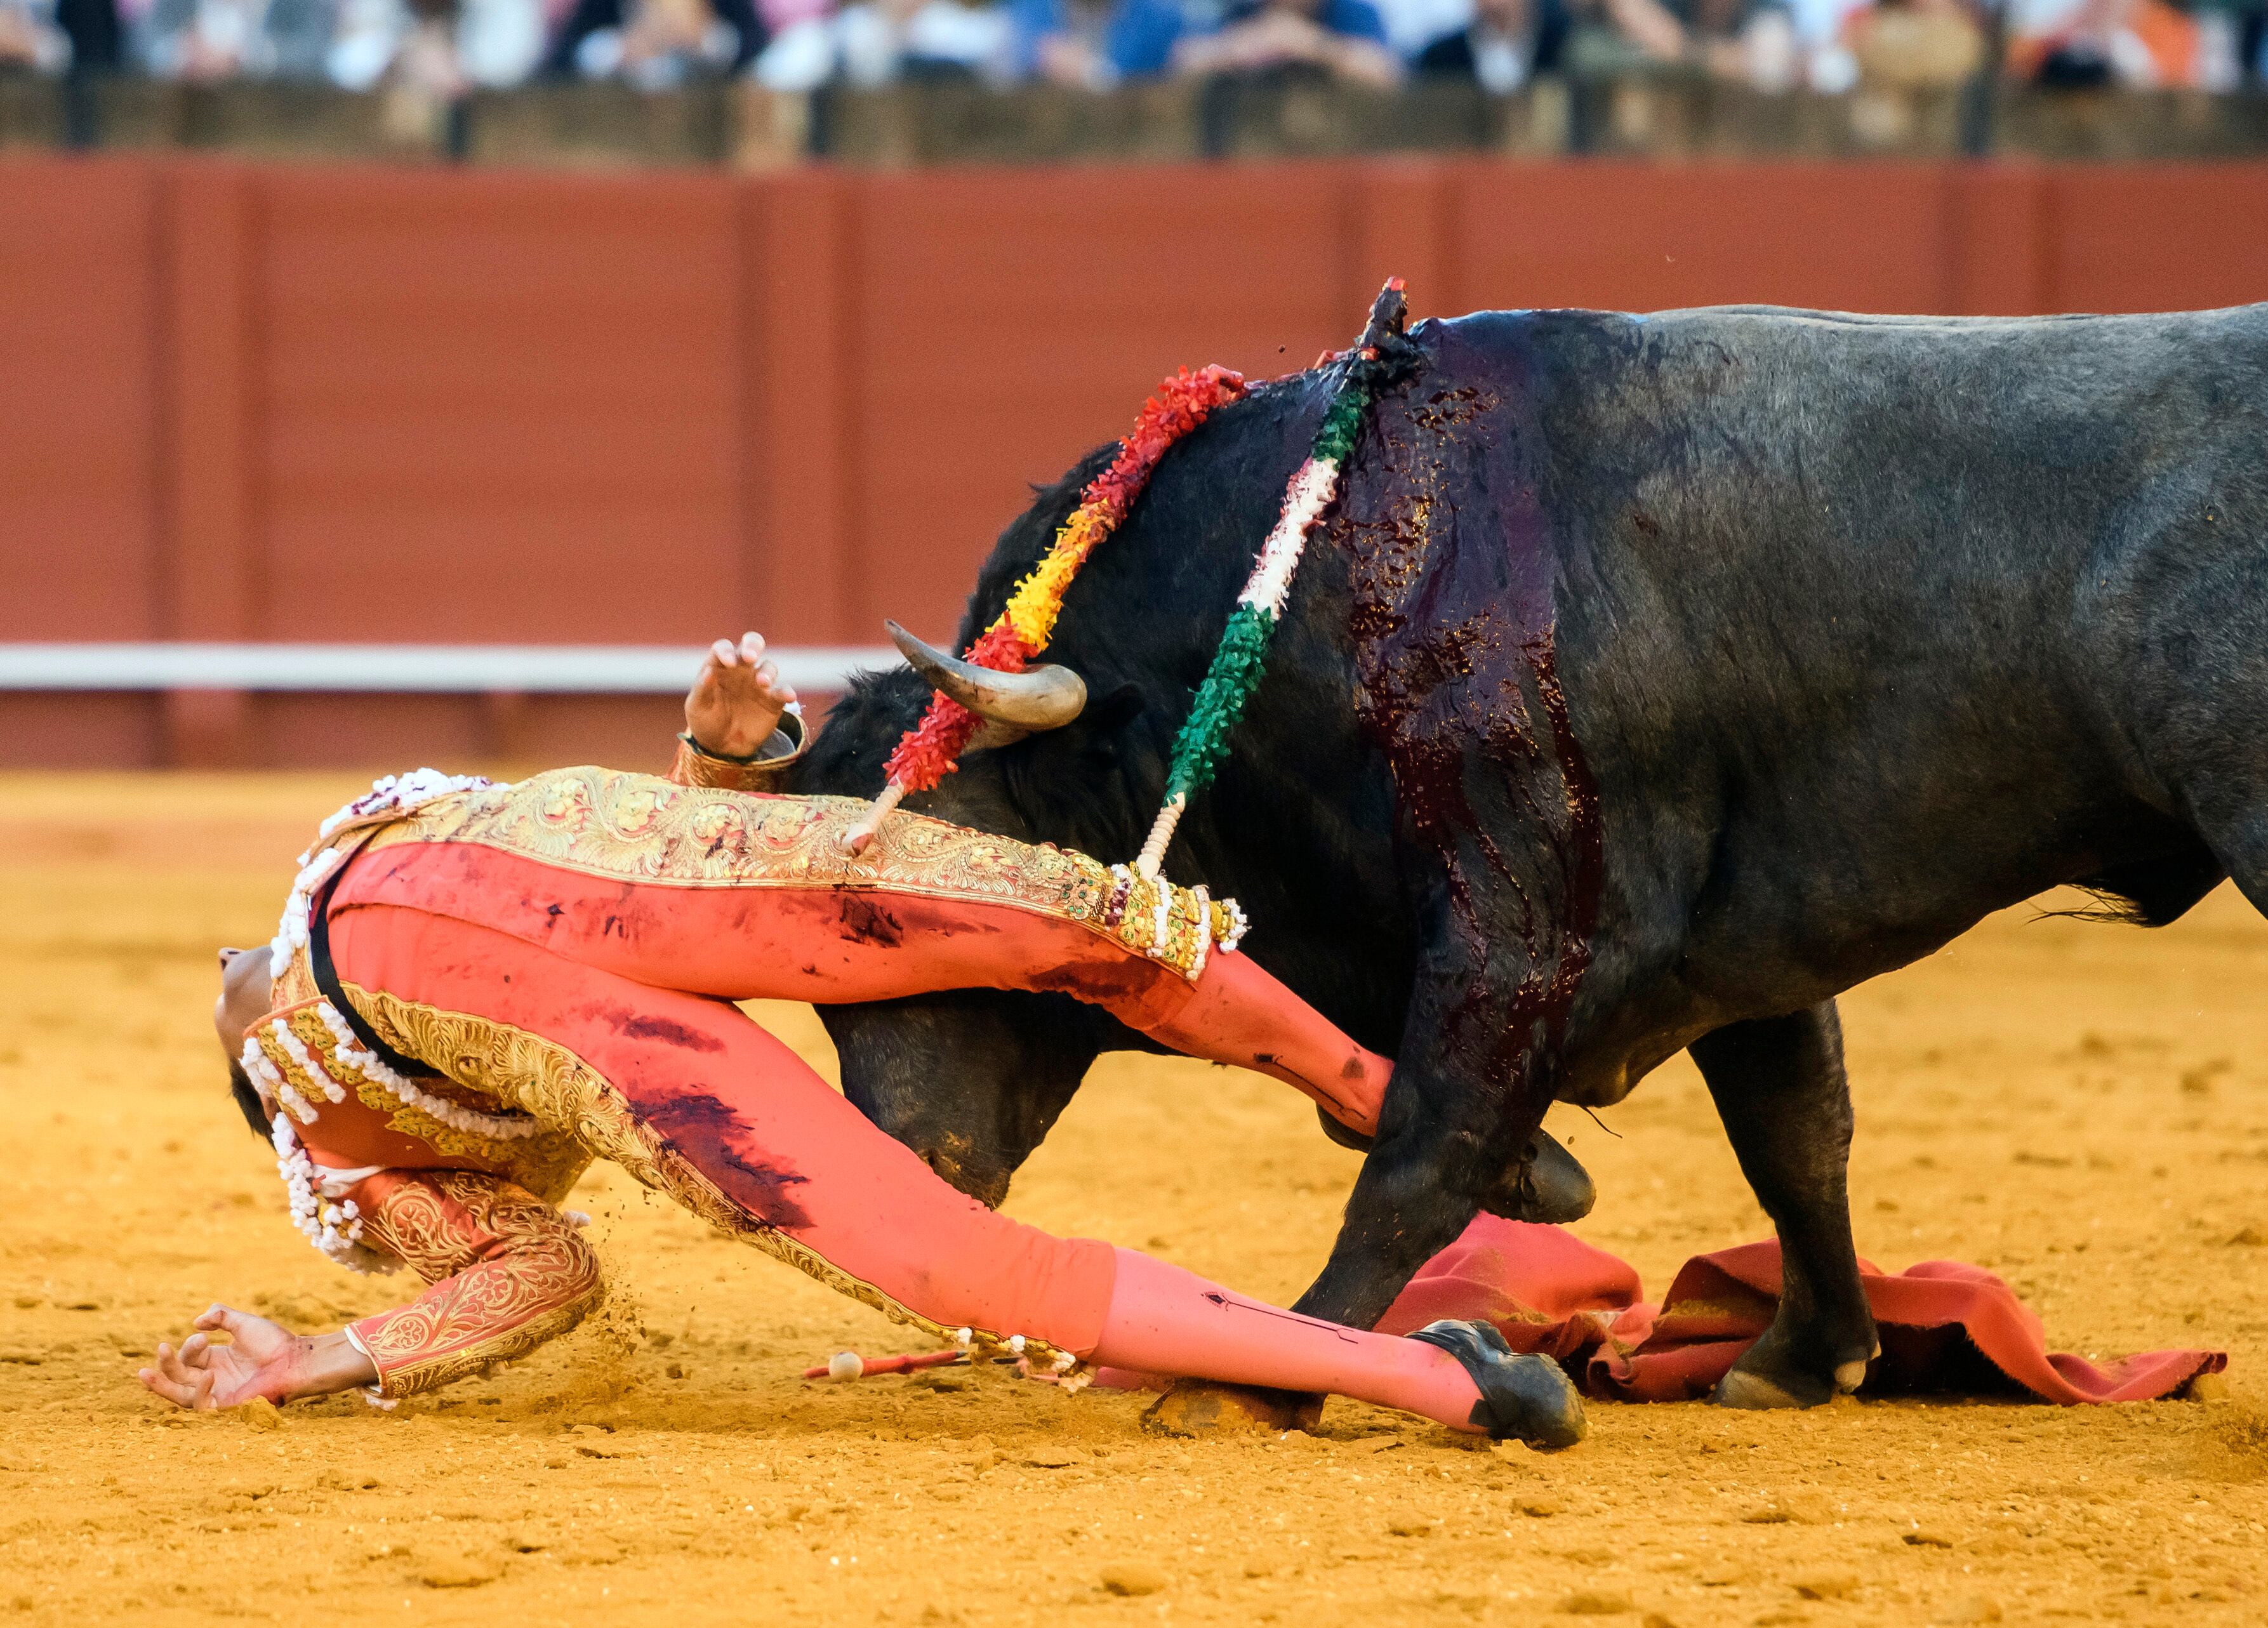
[1540, 301, 2262, 727]
[1431, 303, 2268, 1066]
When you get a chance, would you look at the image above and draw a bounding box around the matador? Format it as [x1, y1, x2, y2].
[138, 634, 1586, 1446]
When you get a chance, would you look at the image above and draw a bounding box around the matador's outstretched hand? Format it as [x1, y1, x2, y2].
[136, 1303, 375, 1410]
[684, 631, 797, 760]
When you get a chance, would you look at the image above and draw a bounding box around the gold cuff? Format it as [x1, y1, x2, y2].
[670, 710, 807, 791]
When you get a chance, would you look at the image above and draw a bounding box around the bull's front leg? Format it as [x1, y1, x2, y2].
[1289, 948, 1555, 1333]
[1143, 932, 1566, 1439]
[1690, 1002, 1879, 1408]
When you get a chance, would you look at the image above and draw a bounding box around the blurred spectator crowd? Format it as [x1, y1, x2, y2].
[3, 0, 2262, 99]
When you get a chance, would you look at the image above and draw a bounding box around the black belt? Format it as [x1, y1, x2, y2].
[305, 842, 434, 1081]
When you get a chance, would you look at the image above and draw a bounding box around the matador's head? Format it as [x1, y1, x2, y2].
[215, 946, 276, 1137]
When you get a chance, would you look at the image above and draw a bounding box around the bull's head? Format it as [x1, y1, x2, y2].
[795, 620, 1180, 1203]
[816, 623, 1134, 1204]
[786, 378, 1416, 1208]
[837, 623, 1097, 854]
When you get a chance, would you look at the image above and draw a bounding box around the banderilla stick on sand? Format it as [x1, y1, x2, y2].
[806, 1349, 970, 1381]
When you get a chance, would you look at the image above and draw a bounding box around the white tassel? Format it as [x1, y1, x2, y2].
[270, 1113, 394, 1274]
[307, 998, 538, 1141]
[316, 769, 494, 844]
[270, 1021, 346, 1104]
[1237, 457, 1339, 619]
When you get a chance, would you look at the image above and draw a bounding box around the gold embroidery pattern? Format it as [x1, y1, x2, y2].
[350, 1171, 602, 1398]
[346, 983, 1075, 1371]
[251, 1024, 312, 1099]
[348, 980, 654, 1194]
[243, 974, 590, 1201]
[272, 943, 322, 1008]
[281, 1004, 573, 1175]
[360, 765, 1225, 981]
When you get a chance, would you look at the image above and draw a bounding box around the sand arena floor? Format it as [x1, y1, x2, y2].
[1, 771, 2265, 1627]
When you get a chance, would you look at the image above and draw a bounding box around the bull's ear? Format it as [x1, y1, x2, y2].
[1070, 683, 1148, 754]
[1000, 682, 1147, 774]
[1000, 680, 1152, 846]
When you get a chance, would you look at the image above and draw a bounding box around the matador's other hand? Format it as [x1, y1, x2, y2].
[135, 1304, 368, 1410]
[685, 631, 797, 760]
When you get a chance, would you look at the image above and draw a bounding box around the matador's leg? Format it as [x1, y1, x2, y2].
[322, 901, 1581, 1445]
[336, 842, 1390, 1135]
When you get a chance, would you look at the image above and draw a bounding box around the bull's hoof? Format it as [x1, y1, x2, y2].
[1141, 1380, 1324, 1438]
[1409, 1320, 1587, 1449]
[1711, 1365, 1833, 1410]
[1712, 1338, 1878, 1410]
[1518, 1131, 1596, 1225]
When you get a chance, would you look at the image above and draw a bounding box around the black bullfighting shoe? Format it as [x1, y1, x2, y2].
[1409, 1320, 1588, 1450]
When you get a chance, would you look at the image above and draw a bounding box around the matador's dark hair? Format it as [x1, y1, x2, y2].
[227, 1058, 270, 1141]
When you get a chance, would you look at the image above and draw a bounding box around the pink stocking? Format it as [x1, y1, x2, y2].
[1089, 1248, 1487, 1432]
[1137, 952, 1392, 1137]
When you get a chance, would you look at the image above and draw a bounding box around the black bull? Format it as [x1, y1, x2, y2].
[785, 301, 2268, 1408]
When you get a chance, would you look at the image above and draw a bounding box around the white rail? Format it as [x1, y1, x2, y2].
[0, 644, 901, 694]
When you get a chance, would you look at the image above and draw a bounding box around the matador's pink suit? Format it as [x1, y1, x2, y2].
[240, 753, 1581, 1444]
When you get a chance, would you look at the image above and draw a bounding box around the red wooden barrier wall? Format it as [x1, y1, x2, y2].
[4, 153, 2267, 768]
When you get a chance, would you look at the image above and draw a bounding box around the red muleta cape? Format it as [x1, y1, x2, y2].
[1376, 1216, 2224, 1405]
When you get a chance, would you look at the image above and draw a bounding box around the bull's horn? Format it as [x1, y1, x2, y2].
[887, 621, 1086, 731]
[967, 720, 1030, 752]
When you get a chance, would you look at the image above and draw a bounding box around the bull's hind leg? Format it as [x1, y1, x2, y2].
[1692, 1002, 1879, 1410]
[2194, 805, 2268, 922]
